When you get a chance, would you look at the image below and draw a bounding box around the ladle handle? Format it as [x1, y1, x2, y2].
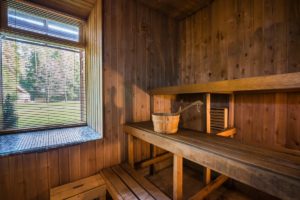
[176, 100, 203, 115]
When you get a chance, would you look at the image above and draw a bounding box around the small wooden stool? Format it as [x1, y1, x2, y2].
[50, 174, 106, 200]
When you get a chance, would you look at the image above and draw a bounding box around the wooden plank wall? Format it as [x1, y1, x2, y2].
[0, 0, 178, 199]
[177, 0, 300, 150]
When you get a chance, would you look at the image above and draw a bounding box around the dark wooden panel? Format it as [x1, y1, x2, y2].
[139, 0, 213, 19]
[177, 0, 300, 150]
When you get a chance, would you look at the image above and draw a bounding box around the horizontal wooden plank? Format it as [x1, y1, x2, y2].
[111, 165, 154, 200]
[124, 122, 300, 200]
[136, 153, 173, 169]
[150, 72, 300, 95]
[101, 168, 138, 200]
[50, 174, 105, 200]
[121, 164, 171, 200]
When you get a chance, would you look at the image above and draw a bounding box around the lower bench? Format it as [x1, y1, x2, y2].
[101, 163, 170, 200]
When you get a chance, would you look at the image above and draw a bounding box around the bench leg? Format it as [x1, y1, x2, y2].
[173, 154, 183, 200]
[128, 134, 134, 168]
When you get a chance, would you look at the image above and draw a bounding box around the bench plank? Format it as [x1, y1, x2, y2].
[101, 168, 138, 200]
[124, 122, 300, 200]
[112, 165, 154, 200]
[50, 174, 105, 200]
[121, 164, 171, 200]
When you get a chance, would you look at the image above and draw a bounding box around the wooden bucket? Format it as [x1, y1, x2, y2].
[152, 113, 180, 134]
[152, 100, 203, 134]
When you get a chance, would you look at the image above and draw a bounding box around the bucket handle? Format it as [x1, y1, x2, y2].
[176, 100, 203, 115]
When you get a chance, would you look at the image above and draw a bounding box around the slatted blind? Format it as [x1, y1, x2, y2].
[0, 0, 86, 132]
[0, 0, 85, 48]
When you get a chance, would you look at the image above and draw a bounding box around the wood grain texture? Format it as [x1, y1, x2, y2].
[0, 0, 178, 199]
[173, 155, 183, 200]
[124, 122, 300, 200]
[26, 0, 96, 19]
[177, 0, 300, 150]
[151, 72, 300, 94]
[139, 0, 213, 20]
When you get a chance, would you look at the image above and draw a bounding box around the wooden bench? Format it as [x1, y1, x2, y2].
[101, 163, 170, 200]
[50, 174, 106, 200]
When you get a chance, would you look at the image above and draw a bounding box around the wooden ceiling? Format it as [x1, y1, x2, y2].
[138, 0, 214, 19]
[26, 0, 97, 19]
[24, 0, 213, 20]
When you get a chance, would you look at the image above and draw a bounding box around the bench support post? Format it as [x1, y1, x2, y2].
[128, 134, 134, 168]
[173, 154, 183, 200]
[204, 93, 212, 185]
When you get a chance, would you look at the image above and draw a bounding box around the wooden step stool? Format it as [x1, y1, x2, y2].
[50, 174, 106, 200]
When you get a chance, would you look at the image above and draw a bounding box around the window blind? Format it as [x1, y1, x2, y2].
[0, 0, 87, 133]
[1, 0, 85, 48]
[0, 36, 86, 133]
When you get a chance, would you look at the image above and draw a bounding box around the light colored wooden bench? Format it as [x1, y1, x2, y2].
[50, 174, 106, 200]
[101, 163, 170, 200]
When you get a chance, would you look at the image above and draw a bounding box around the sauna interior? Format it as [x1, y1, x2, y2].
[0, 0, 299, 199]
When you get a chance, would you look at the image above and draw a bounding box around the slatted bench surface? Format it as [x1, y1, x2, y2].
[124, 121, 300, 200]
[101, 163, 170, 200]
[50, 174, 106, 200]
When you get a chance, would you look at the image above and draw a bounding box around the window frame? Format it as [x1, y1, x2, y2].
[0, 0, 86, 49]
[0, 34, 87, 135]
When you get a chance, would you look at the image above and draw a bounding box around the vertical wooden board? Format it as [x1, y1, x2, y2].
[0, 157, 11, 200]
[80, 141, 96, 178]
[263, 0, 275, 75]
[178, 20, 186, 85]
[273, 0, 288, 74]
[123, 0, 137, 164]
[48, 149, 59, 188]
[142, 4, 151, 161]
[173, 155, 183, 200]
[96, 139, 104, 171]
[103, 0, 113, 168]
[287, 0, 300, 73]
[234, 94, 242, 142]
[58, 147, 70, 185]
[262, 94, 276, 146]
[274, 93, 288, 148]
[240, 94, 254, 143]
[116, 0, 126, 164]
[36, 152, 49, 200]
[69, 145, 81, 182]
[110, 0, 120, 166]
[8, 155, 24, 200]
[229, 94, 235, 128]
[206, 93, 211, 133]
[252, 0, 264, 76]
[251, 94, 264, 144]
[185, 17, 192, 84]
[286, 92, 300, 150]
[193, 11, 202, 82]
[22, 153, 37, 200]
[87, 141, 97, 176]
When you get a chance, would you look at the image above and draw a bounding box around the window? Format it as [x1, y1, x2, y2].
[0, 36, 86, 132]
[8, 8, 80, 42]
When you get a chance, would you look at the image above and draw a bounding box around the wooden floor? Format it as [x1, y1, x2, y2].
[146, 165, 279, 200]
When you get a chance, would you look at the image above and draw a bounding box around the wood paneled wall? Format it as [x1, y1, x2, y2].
[102, 0, 177, 164]
[177, 0, 300, 150]
[0, 0, 177, 199]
